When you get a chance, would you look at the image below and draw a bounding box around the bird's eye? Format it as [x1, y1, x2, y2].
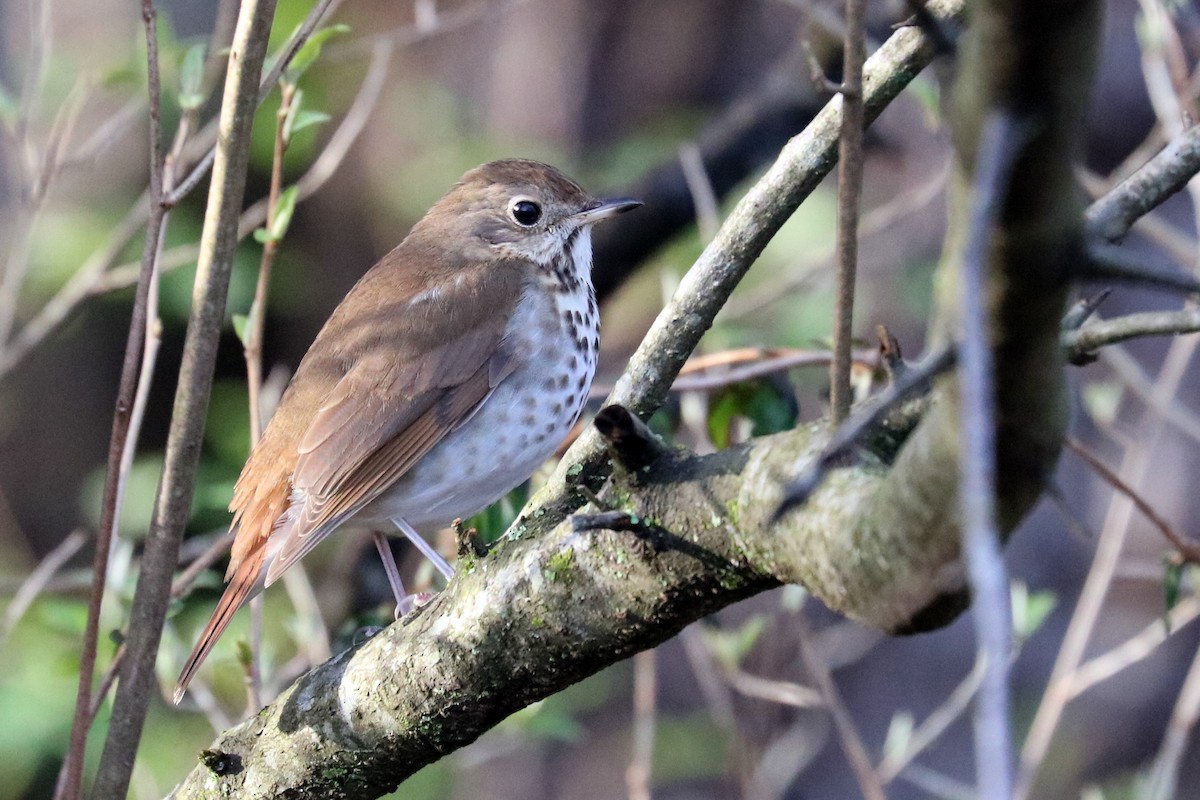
[510, 200, 542, 226]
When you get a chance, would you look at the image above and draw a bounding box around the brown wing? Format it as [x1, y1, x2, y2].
[226, 249, 525, 580]
[263, 334, 516, 584]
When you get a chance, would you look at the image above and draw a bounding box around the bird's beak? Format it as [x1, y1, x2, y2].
[574, 197, 642, 224]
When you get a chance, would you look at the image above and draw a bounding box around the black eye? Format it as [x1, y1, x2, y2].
[511, 200, 542, 226]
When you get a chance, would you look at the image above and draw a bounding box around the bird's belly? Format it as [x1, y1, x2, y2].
[358, 283, 598, 531]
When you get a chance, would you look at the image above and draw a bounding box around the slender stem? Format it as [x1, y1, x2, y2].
[829, 0, 866, 424]
[57, 4, 168, 797]
[241, 79, 295, 715]
[627, 649, 657, 800]
[91, 1, 278, 795]
[795, 610, 886, 800]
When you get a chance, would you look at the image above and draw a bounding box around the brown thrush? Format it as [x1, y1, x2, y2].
[174, 159, 640, 702]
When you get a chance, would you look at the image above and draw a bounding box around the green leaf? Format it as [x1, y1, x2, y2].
[284, 23, 350, 83]
[883, 711, 915, 764]
[232, 312, 250, 344]
[178, 44, 206, 110]
[1163, 558, 1184, 631]
[701, 615, 766, 669]
[269, 185, 300, 241]
[1011, 582, 1056, 640]
[1081, 380, 1122, 428]
[235, 638, 253, 668]
[287, 109, 331, 141]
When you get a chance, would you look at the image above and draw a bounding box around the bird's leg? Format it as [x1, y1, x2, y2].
[391, 516, 456, 579]
[372, 531, 412, 619]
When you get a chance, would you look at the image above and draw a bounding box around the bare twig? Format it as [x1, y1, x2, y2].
[1063, 308, 1200, 362]
[678, 143, 720, 243]
[58, 4, 170, 796]
[830, 0, 867, 425]
[723, 669, 822, 708]
[795, 611, 886, 800]
[774, 346, 955, 516]
[722, 159, 948, 322]
[877, 656, 986, 784]
[1065, 437, 1200, 563]
[1085, 123, 1200, 241]
[957, 111, 1028, 800]
[1146, 633, 1200, 800]
[0, 202, 147, 379]
[1068, 595, 1200, 700]
[627, 649, 657, 800]
[0, 528, 88, 646]
[91, 1, 278, 795]
[1017, 329, 1200, 800]
[94, 38, 393, 298]
[1100, 346, 1200, 446]
[540, 0, 964, 511]
[164, 0, 340, 209]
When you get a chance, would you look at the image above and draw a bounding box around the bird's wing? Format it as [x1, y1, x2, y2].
[259, 266, 524, 584]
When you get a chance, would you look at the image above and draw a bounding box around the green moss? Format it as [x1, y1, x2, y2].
[543, 548, 576, 584]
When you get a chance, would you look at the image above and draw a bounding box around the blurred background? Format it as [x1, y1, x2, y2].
[1, 0, 1199, 797]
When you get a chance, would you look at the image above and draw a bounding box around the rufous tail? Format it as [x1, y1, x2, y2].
[173, 545, 265, 704]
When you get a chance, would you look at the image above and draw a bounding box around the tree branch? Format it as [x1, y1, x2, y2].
[91, 1, 278, 796]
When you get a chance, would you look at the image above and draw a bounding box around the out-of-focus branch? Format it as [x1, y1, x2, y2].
[1085, 123, 1200, 241]
[1063, 308, 1200, 361]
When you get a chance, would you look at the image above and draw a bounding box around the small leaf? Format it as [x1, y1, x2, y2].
[232, 312, 250, 344]
[1163, 558, 1184, 631]
[284, 23, 351, 82]
[235, 638, 253, 668]
[701, 615, 766, 668]
[1011, 582, 1056, 640]
[287, 109, 331, 141]
[1081, 380, 1122, 428]
[269, 185, 300, 241]
[178, 44, 206, 110]
[883, 711, 915, 763]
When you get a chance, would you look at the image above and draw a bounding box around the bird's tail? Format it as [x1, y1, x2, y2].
[173, 544, 266, 704]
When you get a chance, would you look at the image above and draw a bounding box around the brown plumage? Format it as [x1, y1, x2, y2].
[174, 160, 640, 703]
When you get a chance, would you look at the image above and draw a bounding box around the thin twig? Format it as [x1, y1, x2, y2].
[1085, 123, 1200, 241]
[1065, 436, 1200, 563]
[543, 0, 965, 509]
[627, 649, 657, 800]
[795, 611, 886, 800]
[1068, 594, 1200, 700]
[58, 3, 170, 796]
[830, 0, 867, 424]
[877, 656, 986, 784]
[1145, 631, 1200, 800]
[957, 111, 1027, 800]
[1017, 332, 1200, 800]
[0, 528, 88, 646]
[0, 202, 147, 379]
[1063, 308, 1200, 362]
[91, 1, 278, 795]
[774, 346, 954, 517]
[1100, 346, 1200, 447]
[678, 143, 720, 243]
[95, 38, 393, 298]
[723, 669, 823, 708]
[164, 0, 340, 209]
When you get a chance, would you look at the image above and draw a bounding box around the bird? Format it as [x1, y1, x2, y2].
[174, 159, 640, 703]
